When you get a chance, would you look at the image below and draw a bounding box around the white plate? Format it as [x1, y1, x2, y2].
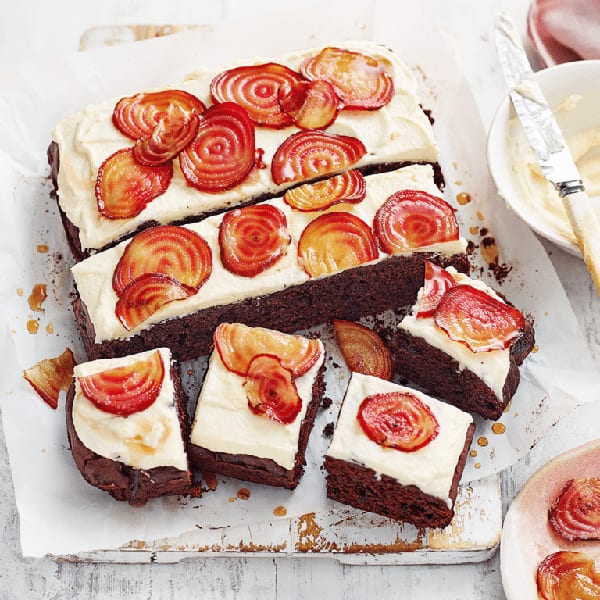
[501, 440, 600, 600]
[487, 60, 600, 257]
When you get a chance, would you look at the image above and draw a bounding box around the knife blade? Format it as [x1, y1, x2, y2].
[495, 12, 600, 294]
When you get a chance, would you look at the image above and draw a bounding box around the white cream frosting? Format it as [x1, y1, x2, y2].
[399, 268, 510, 399]
[509, 95, 600, 244]
[326, 372, 473, 505]
[72, 348, 188, 471]
[52, 41, 438, 252]
[71, 166, 466, 343]
[190, 337, 325, 470]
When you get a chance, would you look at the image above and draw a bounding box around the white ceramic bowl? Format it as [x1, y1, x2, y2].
[487, 60, 600, 257]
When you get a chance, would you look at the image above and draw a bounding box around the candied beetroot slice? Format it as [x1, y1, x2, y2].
[23, 348, 75, 410]
[283, 169, 366, 212]
[133, 110, 200, 166]
[297, 211, 377, 278]
[210, 62, 304, 128]
[416, 261, 456, 318]
[434, 284, 525, 353]
[357, 391, 439, 452]
[213, 322, 321, 378]
[373, 189, 460, 254]
[113, 225, 212, 295]
[278, 79, 340, 129]
[179, 102, 256, 193]
[78, 350, 164, 417]
[549, 478, 600, 541]
[333, 320, 392, 380]
[536, 551, 600, 600]
[96, 148, 173, 220]
[244, 354, 302, 425]
[219, 204, 291, 277]
[116, 273, 196, 331]
[112, 89, 206, 140]
[270, 130, 366, 185]
[300, 47, 394, 110]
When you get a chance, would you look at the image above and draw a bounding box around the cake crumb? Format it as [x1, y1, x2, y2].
[323, 422, 335, 438]
[202, 471, 218, 491]
[321, 396, 333, 409]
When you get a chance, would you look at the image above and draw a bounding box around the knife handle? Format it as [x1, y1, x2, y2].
[562, 190, 600, 295]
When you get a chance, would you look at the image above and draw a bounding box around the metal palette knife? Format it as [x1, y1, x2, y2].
[495, 12, 600, 294]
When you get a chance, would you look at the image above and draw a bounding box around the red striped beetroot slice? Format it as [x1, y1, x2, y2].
[279, 79, 340, 129]
[210, 63, 303, 128]
[549, 478, 600, 541]
[116, 273, 195, 331]
[434, 284, 525, 353]
[133, 110, 200, 166]
[283, 169, 366, 212]
[113, 225, 212, 295]
[271, 130, 366, 185]
[298, 212, 377, 278]
[179, 102, 255, 193]
[374, 189, 459, 254]
[244, 354, 302, 425]
[537, 551, 600, 600]
[333, 320, 392, 380]
[96, 148, 173, 220]
[415, 261, 456, 319]
[214, 322, 321, 378]
[300, 47, 394, 110]
[219, 204, 291, 277]
[357, 392, 439, 452]
[113, 89, 206, 140]
[78, 350, 164, 417]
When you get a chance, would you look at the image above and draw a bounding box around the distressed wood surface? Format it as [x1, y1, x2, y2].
[1, 0, 599, 598]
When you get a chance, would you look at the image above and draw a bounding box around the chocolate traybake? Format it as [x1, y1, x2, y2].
[325, 372, 475, 528]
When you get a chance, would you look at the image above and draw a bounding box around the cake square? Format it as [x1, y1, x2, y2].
[389, 263, 535, 420]
[325, 372, 475, 528]
[188, 323, 325, 489]
[66, 347, 192, 506]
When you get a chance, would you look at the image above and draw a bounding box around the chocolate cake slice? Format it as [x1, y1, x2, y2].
[388, 263, 535, 420]
[324, 372, 475, 528]
[71, 166, 469, 362]
[49, 42, 441, 260]
[188, 323, 325, 489]
[66, 348, 193, 506]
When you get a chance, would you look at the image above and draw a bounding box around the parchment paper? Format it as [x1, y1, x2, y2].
[1, 0, 598, 557]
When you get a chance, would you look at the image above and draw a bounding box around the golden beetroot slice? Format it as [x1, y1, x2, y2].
[300, 47, 394, 110]
[549, 478, 600, 541]
[271, 130, 366, 185]
[279, 79, 340, 129]
[244, 354, 302, 425]
[373, 189, 459, 254]
[434, 285, 525, 353]
[298, 212, 377, 278]
[210, 62, 303, 128]
[214, 322, 321, 377]
[179, 102, 255, 193]
[113, 225, 212, 295]
[536, 551, 600, 600]
[113, 89, 205, 140]
[78, 350, 164, 417]
[116, 273, 195, 331]
[357, 392, 439, 452]
[219, 204, 291, 277]
[96, 148, 173, 220]
[283, 170, 366, 212]
[23, 348, 75, 410]
[333, 320, 392, 380]
[416, 261, 456, 319]
[133, 110, 200, 166]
